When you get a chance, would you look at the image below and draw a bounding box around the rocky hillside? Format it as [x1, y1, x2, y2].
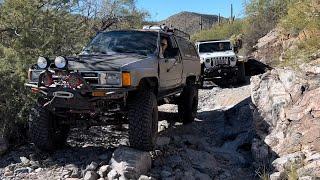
[252, 27, 320, 66]
[251, 59, 320, 178]
[159, 11, 223, 35]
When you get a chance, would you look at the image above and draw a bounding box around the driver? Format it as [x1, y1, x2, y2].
[160, 38, 168, 58]
[218, 42, 224, 51]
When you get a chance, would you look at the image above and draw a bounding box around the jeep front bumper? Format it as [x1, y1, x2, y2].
[203, 66, 239, 79]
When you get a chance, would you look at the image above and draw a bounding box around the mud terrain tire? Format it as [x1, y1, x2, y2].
[128, 90, 158, 151]
[178, 83, 198, 124]
[29, 105, 69, 151]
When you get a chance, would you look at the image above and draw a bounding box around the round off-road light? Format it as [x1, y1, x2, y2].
[54, 56, 67, 69]
[37, 56, 49, 69]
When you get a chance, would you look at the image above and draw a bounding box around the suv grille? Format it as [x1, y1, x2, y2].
[81, 72, 99, 84]
[210, 57, 230, 66]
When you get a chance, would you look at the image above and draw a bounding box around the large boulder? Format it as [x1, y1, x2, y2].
[251, 60, 320, 177]
[107, 146, 152, 179]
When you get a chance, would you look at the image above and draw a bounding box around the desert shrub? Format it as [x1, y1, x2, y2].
[242, 0, 293, 54]
[191, 20, 245, 42]
[277, 0, 320, 66]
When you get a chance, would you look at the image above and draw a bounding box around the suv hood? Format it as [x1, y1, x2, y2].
[68, 54, 147, 71]
[199, 51, 236, 58]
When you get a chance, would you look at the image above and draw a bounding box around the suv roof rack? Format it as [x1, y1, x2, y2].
[142, 25, 190, 40]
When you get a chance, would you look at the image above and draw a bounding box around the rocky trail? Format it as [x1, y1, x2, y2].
[0, 82, 261, 180]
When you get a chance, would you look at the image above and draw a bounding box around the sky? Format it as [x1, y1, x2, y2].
[136, 0, 246, 21]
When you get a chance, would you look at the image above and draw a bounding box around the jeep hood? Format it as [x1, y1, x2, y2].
[199, 51, 236, 58]
[68, 54, 147, 71]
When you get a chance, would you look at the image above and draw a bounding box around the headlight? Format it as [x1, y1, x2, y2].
[230, 57, 236, 61]
[54, 56, 67, 69]
[99, 72, 121, 85]
[37, 57, 49, 69]
[205, 59, 211, 63]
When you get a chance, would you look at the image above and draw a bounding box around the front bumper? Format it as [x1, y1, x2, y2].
[203, 66, 238, 79]
[25, 82, 134, 112]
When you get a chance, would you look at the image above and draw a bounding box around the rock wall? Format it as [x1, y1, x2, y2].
[251, 59, 320, 178]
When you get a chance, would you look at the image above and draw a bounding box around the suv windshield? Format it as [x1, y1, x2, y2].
[199, 42, 232, 53]
[82, 31, 158, 56]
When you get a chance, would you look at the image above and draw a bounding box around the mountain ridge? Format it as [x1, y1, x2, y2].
[158, 11, 225, 35]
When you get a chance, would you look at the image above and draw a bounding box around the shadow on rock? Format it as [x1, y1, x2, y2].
[153, 97, 278, 179]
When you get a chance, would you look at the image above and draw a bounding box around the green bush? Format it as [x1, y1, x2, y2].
[0, 45, 34, 144]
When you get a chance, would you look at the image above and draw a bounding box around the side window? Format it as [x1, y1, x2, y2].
[187, 42, 198, 58]
[176, 36, 191, 58]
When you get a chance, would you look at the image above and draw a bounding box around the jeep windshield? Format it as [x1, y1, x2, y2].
[82, 31, 158, 56]
[199, 42, 232, 53]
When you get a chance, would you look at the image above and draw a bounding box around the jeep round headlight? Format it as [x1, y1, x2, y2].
[99, 72, 121, 85]
[54, 56, 67, 69]
[37, 57, 49, 69]
[205, 59, 210, 63]
[230, 57, 236, 61]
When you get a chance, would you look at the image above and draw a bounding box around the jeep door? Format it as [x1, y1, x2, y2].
[159, 35, 183, 90]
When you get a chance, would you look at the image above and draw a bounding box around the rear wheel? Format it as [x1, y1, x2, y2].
[178, 82, 198, 124]
[128, 90, 158, 151]
[29, 104, 70, 151]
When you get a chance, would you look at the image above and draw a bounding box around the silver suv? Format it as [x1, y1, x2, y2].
[26, 26, 201, 151]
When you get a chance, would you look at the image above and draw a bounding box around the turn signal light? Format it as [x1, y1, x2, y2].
[92, 91, 106, 97]
[122, 72, 131, 87]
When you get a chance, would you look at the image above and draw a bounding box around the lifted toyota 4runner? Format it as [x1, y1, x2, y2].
[195, 40, 245, 85]
[26, 26, 201, 151]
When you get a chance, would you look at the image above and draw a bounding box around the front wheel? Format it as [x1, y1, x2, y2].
[128, 90, 158, 151]
[178, 83, 198, 124]
[29, 105, 69, 151]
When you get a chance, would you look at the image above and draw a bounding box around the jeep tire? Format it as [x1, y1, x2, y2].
[178, 83, 198, 124]
[29, 105, 70, 151]
[237, 61, 246, 84]
[128, 90, 158, 151]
